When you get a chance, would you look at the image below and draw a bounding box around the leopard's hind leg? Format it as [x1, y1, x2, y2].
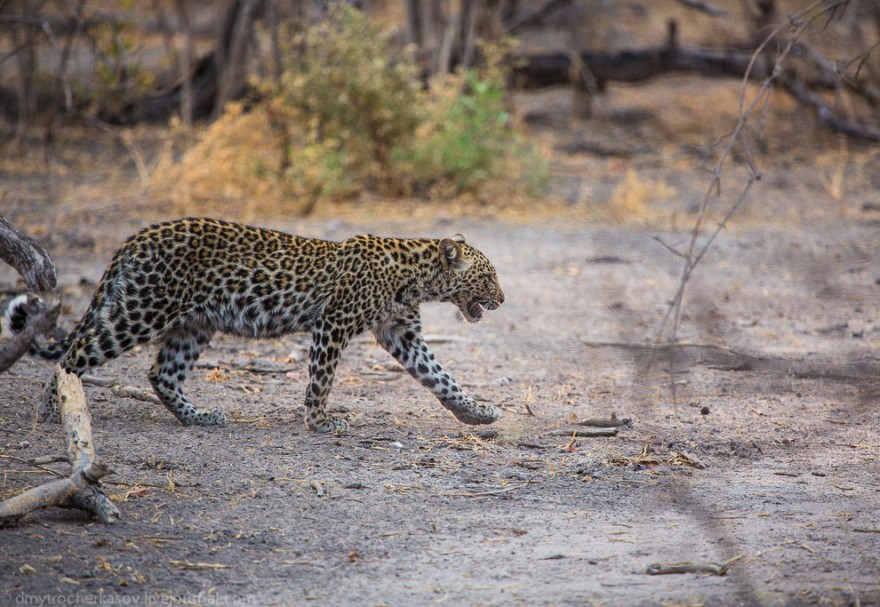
[39, 307, 152, 422]
[39, 255, 170, 422]
[148, 326, 223, 426]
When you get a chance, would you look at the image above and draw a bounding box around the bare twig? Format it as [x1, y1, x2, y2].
[646, 554, 744, 575]
[81, 374, 161, 405]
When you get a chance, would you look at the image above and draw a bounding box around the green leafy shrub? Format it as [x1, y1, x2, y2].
[263, 3, 423, 198]
[159, 3, 547, 212]
[402, 36, 548, 198]
[407, 69, 511, 193]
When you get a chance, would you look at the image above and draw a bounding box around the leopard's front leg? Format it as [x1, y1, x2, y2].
[304, 319, 352, 433]
[375, 311, 502, 426]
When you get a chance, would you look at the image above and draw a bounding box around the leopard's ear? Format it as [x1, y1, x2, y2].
[452, 233, 466, 244]
[439, 237, 467, 270]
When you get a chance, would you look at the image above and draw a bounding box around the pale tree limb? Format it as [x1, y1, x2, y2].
[0, 215, 60, 371]
[0, 366, 119, 525]
[81, 374, 161, 405]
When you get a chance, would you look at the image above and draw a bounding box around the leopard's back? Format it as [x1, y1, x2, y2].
[48, 219, 334, 366]
[124, 219, 337, 335]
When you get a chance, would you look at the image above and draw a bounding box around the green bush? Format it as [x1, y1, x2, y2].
[408, 69, 510, 193]
[263, 4, 422, 197]
[255, 3, 547, 202]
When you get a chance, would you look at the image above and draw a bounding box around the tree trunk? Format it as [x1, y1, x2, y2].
[175, 0, 195, 127]
[212, 0, 262, 120]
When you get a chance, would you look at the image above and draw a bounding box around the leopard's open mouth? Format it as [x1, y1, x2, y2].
[465, 299, 499, 323]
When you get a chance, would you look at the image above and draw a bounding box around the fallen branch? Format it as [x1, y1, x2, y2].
[0, 366, 119, 525]
[512, 6, 877, 141]
[646, 554, 745, 575]
[575, 413, 632, 428]
[438, 482, 529, 497]
[81, 374, 161, 404]
[780, 74, 880, 142]
[547, 428, 619, 438]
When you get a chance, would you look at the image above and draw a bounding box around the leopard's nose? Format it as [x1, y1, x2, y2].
[497, 289, 505, 305]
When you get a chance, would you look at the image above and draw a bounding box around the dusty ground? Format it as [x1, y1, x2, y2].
[2, 80, 880, 606]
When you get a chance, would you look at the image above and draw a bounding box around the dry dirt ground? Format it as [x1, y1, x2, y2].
[2, 83, 880, 607]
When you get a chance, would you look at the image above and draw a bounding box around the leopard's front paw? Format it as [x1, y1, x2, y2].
[449, 401, 502, 425]
[309, 416, 349, 433]
[191, 408, 227, 426]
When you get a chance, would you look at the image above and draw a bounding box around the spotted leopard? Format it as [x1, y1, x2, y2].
[28, 218, 505, 432]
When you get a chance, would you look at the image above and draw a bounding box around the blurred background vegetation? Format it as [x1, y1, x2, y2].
[0, 0, 878, 218]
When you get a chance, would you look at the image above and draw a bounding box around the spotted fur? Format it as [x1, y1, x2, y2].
[30, 218, 505, 432]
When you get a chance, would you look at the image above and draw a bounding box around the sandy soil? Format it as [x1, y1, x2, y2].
[2, 77, 880, 606]
[1, 202, 879, 606]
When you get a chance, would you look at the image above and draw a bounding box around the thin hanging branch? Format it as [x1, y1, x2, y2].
[649, 0, 852, 366]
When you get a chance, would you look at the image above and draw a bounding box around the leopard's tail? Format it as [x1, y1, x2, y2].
[2, 294, 72, 360]
[28, 333, 72, 360]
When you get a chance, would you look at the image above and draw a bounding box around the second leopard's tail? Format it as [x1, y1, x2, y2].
[2, 294, 71, 360]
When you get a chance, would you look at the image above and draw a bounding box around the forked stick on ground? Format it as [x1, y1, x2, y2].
[0, 366, 119, 525]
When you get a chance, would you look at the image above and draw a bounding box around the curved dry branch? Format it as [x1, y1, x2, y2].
[0, 215, 56, 293]
[781, 74, 880, 142]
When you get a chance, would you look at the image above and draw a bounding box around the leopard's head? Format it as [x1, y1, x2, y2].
[438, 235, 504, 323]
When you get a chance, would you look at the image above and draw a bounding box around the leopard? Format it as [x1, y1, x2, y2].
[26, 217, 505, 433]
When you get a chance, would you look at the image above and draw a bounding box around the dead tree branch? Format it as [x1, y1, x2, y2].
[0, 215, 59, 371]
[780, 73, 880, 141]
[0, 215, 57, 293]
[512, 4, 878, 141]
[0, 366, 119, 525]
